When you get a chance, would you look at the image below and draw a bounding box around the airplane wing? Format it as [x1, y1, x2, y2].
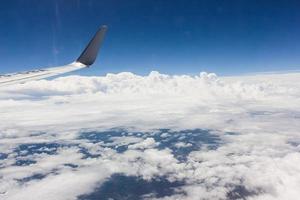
[0, 25, 107, 87]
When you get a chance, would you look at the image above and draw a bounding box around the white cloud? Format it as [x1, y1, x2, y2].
[174, 142, 192, 148]
[128, 138, 158, 150]
[0, 71, 300, 200]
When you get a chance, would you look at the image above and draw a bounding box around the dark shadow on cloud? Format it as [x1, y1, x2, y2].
[12, 143, 62, 167]
[0, 153, 8, 160]
[12, 142, 75, 166]
[227, 185, 264, 200]
[3, 128, 259, 200]
[17, 173, 47, 183]
[79, 145, 103, 159]
[14, 143, 62, 156]
[14, 159, 36, 166]
[154, 129, 222, 161]
[79, 129, 145, 154]
[78, 174, 185, 200]
[288, 140, 300, 147]
[78, 128, 224, 161]
[64, 163, 79, 168]
[78, 129, 135, 144]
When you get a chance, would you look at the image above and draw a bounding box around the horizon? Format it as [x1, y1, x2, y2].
[1, 2, 300, 199]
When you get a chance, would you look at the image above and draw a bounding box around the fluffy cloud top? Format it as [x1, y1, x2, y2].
[0, 71, 300, 200]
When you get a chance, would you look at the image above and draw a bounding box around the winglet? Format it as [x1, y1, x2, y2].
[76, 25, 108, 66]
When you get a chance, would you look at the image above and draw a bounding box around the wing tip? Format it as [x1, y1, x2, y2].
[76, 25, 108, 66]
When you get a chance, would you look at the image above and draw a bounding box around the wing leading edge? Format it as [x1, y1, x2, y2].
[0, 25, 107, 87]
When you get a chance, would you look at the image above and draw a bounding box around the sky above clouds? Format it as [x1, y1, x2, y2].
[0, 0, 300, 75]
[0, 72, 300, 200]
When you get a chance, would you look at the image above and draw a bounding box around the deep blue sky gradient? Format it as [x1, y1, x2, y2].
[0, 0, 300, 76]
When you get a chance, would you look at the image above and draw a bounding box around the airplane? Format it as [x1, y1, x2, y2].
[0, 25, 107, 87]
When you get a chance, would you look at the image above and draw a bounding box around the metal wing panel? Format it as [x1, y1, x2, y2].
[0, 62, 86, 87]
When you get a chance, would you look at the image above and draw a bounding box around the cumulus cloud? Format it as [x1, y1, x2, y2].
[128, 138, 158, 150]
[0, 71, 300, 200]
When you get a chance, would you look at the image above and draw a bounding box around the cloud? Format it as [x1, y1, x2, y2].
[0, 71, 300, 200]
[128, 138, 158, 150]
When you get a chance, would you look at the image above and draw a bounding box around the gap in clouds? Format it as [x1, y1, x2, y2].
[78, 174, 186, 200]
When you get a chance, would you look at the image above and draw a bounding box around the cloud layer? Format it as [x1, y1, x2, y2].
[0, 71, 300, 200]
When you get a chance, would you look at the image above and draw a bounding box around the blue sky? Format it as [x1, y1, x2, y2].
[0, 0, 300, 76]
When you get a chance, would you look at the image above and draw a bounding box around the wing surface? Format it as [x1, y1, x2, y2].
[0, 25, 107, 87]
